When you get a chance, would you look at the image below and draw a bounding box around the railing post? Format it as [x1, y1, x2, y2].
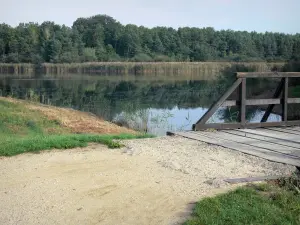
[239, 78, 246, 128]
[282, 77, 288, 124]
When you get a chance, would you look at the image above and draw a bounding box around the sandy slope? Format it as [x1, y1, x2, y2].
[0, 136, 295, 225]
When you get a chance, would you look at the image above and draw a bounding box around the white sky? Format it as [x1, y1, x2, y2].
[1, 0, 299, 33]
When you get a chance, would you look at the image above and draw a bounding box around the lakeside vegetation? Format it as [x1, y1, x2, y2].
[0, 61, 292, 75]
[0, 15, 300, 65]
[0, 97, 151, 156]
[185, 177, 300, 225]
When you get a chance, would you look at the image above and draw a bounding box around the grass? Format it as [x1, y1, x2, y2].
[184, 178, 300, 225]
[0, 98, 153, 156]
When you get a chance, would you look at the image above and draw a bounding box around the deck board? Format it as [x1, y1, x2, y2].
[238, 129, 300, 144]
[284, 126, 300, 132]
[223, 129, 300, 149]
[264, 127, 300, 135]
[170, 127, 300, 167]
[216, 131, 298, 155]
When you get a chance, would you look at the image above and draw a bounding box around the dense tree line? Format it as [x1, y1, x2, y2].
[0, 14, 300, 63]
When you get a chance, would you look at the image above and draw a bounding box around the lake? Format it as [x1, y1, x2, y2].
[0, 73, 283, 135]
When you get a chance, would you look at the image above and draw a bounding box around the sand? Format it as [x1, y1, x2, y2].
[0, 136, 295, 225]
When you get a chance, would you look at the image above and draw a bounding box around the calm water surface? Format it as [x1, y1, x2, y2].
[0, 73, 281, 135]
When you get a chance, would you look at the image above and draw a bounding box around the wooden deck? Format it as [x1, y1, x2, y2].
[168, 127, 300, 167]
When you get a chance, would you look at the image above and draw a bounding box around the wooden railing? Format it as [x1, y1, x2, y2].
[193, 72, 300, 131]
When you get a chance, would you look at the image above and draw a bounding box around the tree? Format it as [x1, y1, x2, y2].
[0, 14, 298, 63]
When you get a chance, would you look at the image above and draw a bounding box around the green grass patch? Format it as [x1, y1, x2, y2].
[0, 99, 67, 140]
[0, 133, 153, 156]
[184, 181, 300, 225]
[0, 98, 154, 156]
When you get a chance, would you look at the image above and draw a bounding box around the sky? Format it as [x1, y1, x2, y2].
[1, 0, 299, 33]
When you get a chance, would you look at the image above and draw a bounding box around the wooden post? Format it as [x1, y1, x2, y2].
[282, 77, 288, 124]
[239, 78, 246, 128]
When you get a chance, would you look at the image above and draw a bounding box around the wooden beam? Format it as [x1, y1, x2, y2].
[261, 78, 284, 122]
[237, 72, 300, 78]
[282, 77, 288, 123]
[287, 98, 300, 104]
[194, 78, 242, 130]
[221, 98, 300, 106]
[246, 99, 281, 105]
[224, 175, 288, 184]
[239, 78, 246, 127]
[193, 120, 300, 130]
[194, 123, 242, 130]
[222, 100, 237, 107]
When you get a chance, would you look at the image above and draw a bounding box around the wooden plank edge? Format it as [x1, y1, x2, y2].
[264, 127, 300, 135]
[224, 175, 290, 184]
[236, 72, 300, 78]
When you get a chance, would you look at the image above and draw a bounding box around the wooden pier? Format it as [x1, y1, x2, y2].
[169, 127, 300, 167]
[168, 72, 300, 168]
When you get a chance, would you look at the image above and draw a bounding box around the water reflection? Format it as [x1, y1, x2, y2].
[0, 73, 284, 135]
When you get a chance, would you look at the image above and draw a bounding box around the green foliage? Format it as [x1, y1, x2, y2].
[0, 15, 300, 63]
[133, 53, 153, 62]
[184, 183, 300, 225]
[81, 48, 97, 62]
[0, 133, 152, 156]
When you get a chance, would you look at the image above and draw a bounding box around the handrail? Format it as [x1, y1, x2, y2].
[193, 72, 300, 131]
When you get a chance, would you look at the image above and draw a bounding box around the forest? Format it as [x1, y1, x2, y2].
[0, 14, 300, 63]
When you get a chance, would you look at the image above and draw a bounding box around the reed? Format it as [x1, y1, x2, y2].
[0, 62, 286, 76]
[0, 63, 35, 74]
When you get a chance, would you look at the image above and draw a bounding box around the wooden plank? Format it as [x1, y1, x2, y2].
[222, 98, 290, 106]
[237, 128, 300, 144]
[246, 99, 281, 105]
[224, 129, 300, 149]
[265, 127, 300, 136]
[175, 131, 300, 167]
[287, 98, 300, 104]
[222, 100, 237, 107]
[195, 121, 300, 130]
[194, 78, 242, 129]
[240, 78, 246, 127]
[285, 126, 300, 132]
[237, 72, 300, 78]
[282, 77, 288, 123]
[224, 175, 286, 184]
[193, 131, 300, 159]
[217, 131, 300, 156]
[261, 78, 284, 122]
[286, 121, 300, 126]
[194, 123, 242, 130]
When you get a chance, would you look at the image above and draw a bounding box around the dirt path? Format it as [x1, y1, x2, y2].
[0, 136, 295, 225]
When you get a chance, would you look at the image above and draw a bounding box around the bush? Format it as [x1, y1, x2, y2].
[153, 54, 171, 62]
[133, 53, 153, 62]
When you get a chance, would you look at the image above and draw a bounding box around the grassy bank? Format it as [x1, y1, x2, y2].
[0, 97, 151, 156]
[0, 62, 286, 76]
[184, 177, 300, 225]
